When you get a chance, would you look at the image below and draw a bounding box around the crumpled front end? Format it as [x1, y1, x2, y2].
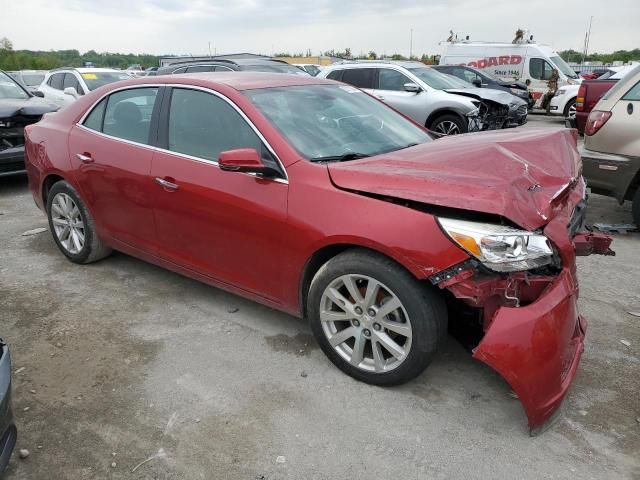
[432, 179, 613, 434]
[0, 114, 43, 176]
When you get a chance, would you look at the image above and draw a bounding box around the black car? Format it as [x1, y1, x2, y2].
[156, 57, 310, 76]
[1, 70, 58, 176]
[433, 65, 534, 109]
[0, 338, 16, 475]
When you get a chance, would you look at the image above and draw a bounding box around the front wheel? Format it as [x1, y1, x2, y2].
[564, 98, 577, 119]
[429, 114, 467, 136]
[307, 249, 446, 386]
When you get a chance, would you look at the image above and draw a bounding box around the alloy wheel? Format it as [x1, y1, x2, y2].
[433, 120, 460, 135]
[51, 193, 85, 254]
[319, 274, 412, 373]
[567, 102, 577, 119]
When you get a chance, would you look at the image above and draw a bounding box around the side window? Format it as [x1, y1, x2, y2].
[49, 73, 64, 90]
[172, 67, 188, 74]
[63, 73, 82, 94]
[186, 65, 215, 73]
[459, 69, 479, 84]
[622, 81, 640, 101]
[102, 88, 159, 144]
[341, 69, 375, 89]
[326, 70, 343, 81]
[213, 66, 234, 72]
[378, 69, 412, 91]
[167, 88, 273, 166]
[83, 98, 107, 131]
[530, 58, 554, 80]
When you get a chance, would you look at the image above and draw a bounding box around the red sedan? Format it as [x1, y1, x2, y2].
[24, 73, 612, 434]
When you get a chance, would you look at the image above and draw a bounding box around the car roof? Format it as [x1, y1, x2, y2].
[158, 72, 333, 90]
[328, 61, 427, 70]
[49, 68, 122, 74]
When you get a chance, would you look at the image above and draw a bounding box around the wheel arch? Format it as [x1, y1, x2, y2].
[298, 243, 424, 318]
[563, 96, 577, 117]
[425, 108, 467, 130]
[41, 173, 67, 206]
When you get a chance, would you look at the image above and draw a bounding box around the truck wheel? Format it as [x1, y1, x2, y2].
[564, 98, 577, 118]
[430, 114, 467, 135]
[633, 189, 640, 227]
[307, 249, 446, 386]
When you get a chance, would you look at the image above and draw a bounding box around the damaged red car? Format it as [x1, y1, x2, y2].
[23, 73, 613, 434]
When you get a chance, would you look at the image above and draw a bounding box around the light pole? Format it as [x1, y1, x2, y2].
[582, 16, 593, 65]
[410, 28, 413, 60]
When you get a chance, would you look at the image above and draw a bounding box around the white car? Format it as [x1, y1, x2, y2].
[549, 65, 638, 119]
[38, 68, 130, 109]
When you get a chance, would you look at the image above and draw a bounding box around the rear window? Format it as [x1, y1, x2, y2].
[49, 73, 64, 90]
[340, 69, 375, 89]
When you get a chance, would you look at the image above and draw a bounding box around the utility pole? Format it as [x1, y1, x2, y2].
[410, 28, 413, 59]
[582, 16, 593, 65]
[208, 41, 212, 57]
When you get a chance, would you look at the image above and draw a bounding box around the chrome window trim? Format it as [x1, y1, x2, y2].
[75, 83, 288, 183]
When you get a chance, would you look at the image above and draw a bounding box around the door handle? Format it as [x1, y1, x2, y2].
[76, 152, 93, 163]
[154, 177, 179, 191]
[627, 103, 634, 115]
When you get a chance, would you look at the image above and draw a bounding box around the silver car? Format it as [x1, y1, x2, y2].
[319, 61, 517, 135]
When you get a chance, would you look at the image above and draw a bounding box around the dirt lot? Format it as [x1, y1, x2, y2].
[1, 116, 639, 479]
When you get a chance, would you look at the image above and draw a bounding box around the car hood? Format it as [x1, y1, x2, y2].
[444, 87, 517, 106]
[0, 97, 58, 118]
[327, 128, 580, 231]
[496, 79, 528, 90]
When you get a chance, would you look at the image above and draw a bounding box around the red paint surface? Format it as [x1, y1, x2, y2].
[23, 73, 611, 431]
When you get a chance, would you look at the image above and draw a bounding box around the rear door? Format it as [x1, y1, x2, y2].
[149, 86, 288, 301]
[68, 86, 162, 252]
[340, 68, 376, 96]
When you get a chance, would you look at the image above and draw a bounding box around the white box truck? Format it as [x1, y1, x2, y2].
[439, 41, 580, 108]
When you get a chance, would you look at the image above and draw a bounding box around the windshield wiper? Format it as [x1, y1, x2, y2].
[310, 152, 370, 163]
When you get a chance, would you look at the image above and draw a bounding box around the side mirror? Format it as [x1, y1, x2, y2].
[472, 78, 482, 87]
[403, 82, 422, 93]
[31, 90, 45, 98]
[218, 148, 278, 177]
[63, 87, 79, 98]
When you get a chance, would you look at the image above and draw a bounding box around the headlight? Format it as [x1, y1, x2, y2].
[555, 88, 567, 97]
[509, 87, 524, 96]
[465, 106, 480, 117]
[437, 218, 554, 272]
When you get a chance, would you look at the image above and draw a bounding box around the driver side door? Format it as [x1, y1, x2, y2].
[150, 87, 289, 302]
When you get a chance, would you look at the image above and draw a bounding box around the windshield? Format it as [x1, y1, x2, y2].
[22, 74, 45, 86]
[0, 71, 29, 100]
[80, 71, 130, 91]
[408, 67, 465, 90]
[549, 56, 578, 79]
[244, 64, 309, 75]
[245, 84, 432, 161]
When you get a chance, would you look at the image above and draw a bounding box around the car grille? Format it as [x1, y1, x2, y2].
[0, 115, 42, 152]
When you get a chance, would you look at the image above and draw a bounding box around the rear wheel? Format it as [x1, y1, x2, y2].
[564, 98, 577, 119]
[308, 249, 446, 386]
[429, 114, 467, 135]
[46, 181, 112, 264]
[632, 189, 640, 227]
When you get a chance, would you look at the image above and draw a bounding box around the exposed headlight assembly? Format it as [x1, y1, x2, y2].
[438, 218, 554, 272]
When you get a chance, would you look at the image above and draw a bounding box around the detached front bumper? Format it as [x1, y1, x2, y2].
[472, 269, 586, 434]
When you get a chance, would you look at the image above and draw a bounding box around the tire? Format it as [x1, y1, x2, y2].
[307, 249, 446, 386]
[564, 98, 577, 119]
[633, 189, 640, 227]
[429, 114, 467, 135]
[46, 180, 112, 264]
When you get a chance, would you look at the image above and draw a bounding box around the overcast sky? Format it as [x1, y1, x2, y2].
[3, 0, 639, 57]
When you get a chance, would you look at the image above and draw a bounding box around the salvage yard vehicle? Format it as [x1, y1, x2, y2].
[39, 68, 130, 109]
[0, 70, 58, 177]
[24, 73, 613, 433]
[7, 70, 48, 95]
[581, 63, 640, 225]
[0, 337, 16, 475]
[319, 61, 518, 134]
[432, 64, 534, 109]
[156, 57, 309, 76]
[439, 39, 580, 107]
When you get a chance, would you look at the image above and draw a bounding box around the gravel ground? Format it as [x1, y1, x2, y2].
[1, 116, 639, 479]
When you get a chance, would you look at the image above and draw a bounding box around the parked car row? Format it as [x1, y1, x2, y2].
[318, 61, 527, 134]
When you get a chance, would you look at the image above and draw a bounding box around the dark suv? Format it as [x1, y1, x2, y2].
[434, 65, 534, 109]
[157, 58, 309, 76]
